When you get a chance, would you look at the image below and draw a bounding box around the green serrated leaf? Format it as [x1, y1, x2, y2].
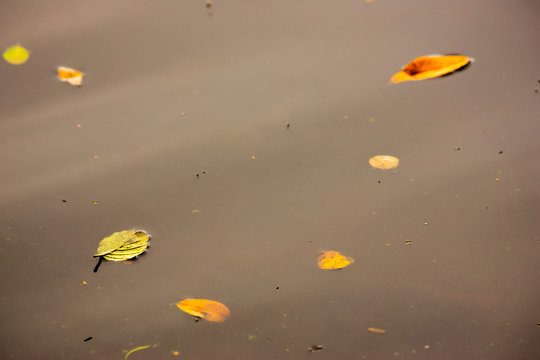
[94, 230, 150, 261]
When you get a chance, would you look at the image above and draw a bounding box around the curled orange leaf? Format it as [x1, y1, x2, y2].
[391, 55, 471, 83]
[317, 250, 354, 270]
[176, 299, 230, 323]
[57, 66, 83, 86]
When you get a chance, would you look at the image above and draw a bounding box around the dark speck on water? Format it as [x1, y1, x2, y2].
[308, 345, 324, 353]
[83, 337, 93, 342]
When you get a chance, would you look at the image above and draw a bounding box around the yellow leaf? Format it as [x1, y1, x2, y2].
[369, 155, 399, 170]
[57, 66, 83, 86]
[368, 327, 386, 334]
[3, 44, 30, 65]
[124, 345, 154, 359]
[317, 250, 354, 270]
[94, 230, 150, 261]
[176, 299, 230, 323]
[391, 55, 471, 83]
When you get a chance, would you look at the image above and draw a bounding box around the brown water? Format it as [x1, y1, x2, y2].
[1, 0, 539, 359]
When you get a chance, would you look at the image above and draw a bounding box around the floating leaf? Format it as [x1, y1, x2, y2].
[317, 250, 354, 270]
[369, 155, 399, 170]
[57, 66, 83, 86]
[94, 230, 149, 262]
[124, 345, 153, 359]
[391, 55, 471, 83]
[368, 327, 386, 334]
[3, 44, 30, 65]
[176, 299, 230, 323]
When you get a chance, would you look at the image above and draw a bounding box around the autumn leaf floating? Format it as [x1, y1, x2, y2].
[57, 66, 83, 86]
[176, 299, 230, 323]
[93, 230, 150, 272]
[3, 44, 30, 65]
[391, 55, 471, 83]
[369, 155, 399, 170]
[317, 250, 354, 270]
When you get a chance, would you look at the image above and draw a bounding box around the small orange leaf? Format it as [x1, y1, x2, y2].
[57, 66, 83, 86]
[317, 250, 354, 270]
[391, 55, 471, 83]
[176, 299, 230, 323]
[369, 155, 399, 170]
[368, 327, 386, 334]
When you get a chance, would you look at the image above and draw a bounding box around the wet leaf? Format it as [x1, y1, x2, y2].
[369, 155, 399, 170]
[317, 250, 354, 270]
[94, 230, 149, 261]
[3, 44, 30, 65]
[124, 345, 153, 359]
[57, 66, 83, 86]
[368, 327, 386, 334]
[176, 299, 230, 323]
[391, 55, 471, 83]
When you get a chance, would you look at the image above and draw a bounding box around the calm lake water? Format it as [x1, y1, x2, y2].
[1, 0, 539, 359]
